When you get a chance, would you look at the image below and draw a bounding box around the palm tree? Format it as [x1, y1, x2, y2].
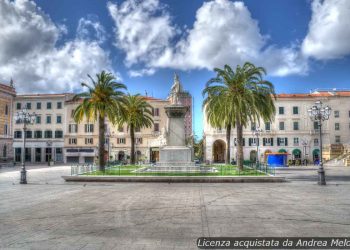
[73, 71, 126, 171]
[203, 63, 276, 170]
[118, 94, 153, 165]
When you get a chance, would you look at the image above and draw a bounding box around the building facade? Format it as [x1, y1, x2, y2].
[203, 90, 350, 164]
[0, 82, 16, 164]
[10, 74, 191, 164]
[63, 96, 169, 164]
[13, 94, 73, 164]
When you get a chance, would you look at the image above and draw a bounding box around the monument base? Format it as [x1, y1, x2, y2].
[159, 146, 192, 163]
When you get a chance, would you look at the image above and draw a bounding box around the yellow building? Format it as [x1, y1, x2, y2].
[0, 82, 16, 164]
[63, 96, 169, 164]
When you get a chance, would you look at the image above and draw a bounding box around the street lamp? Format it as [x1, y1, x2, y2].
[252, 127, 263, 167]
[308, 100, 331, 185]
[15, 106, 36, 184]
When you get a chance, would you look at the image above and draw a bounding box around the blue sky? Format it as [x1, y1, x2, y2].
[1, 0, 350, 136]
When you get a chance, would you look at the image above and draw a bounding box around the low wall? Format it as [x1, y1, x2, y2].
[62, 175, 286, 183]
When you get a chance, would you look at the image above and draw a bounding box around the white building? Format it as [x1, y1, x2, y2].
[203, 90, 350, 164]
[13, 94, 73, 164]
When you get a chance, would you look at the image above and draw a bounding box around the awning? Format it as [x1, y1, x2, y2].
[313, 149, 320, 155]
[292, 149, 301, 155]
[278, 149, 287, 153]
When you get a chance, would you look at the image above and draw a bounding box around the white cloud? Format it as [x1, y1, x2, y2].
[77, 15, 107, 44]
[107, 0, 176, 67]
[108, 0, 308, 77]
[0, 0, 115, 93]
[302, 0, 350, 60]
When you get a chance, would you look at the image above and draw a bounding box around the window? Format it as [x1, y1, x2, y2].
[68, 124, 78, 133]
[57, 102, 62, 109]
[26, 103, 31, 109]
[251, 123, 256, 131]
[14, 131, 22, 138]
[69, 138, 77, 145]
[263, 138, 273, 146]
[279, 121, 285, 130]
[118, 126, 123, 132]
[154, 123, 159, 132]
[265, 122, 271, 131]
[36, 102, 41, 109]
[55, 130, 63, 138]
[136, 138, 143, 144]
[153, 108, 160, 116]
[85, 124, 94, 133]
[249, 138, 258, 146]
[293, 121, 299, 130]
[279, 107, 284, 115]
[36, 116, 41, 124]
[293, 137, 299, 146]
[4, 124, 8, 135]
[314, 138, 319, 146]
[293, 106, 299, 115]
[277, 137, 288, 146]
[234, 138, 246, 146]
[313, 121, 319, 130]
[16, 103, 21, 110]
[5, 104, 8, 115]
[135, 127, 141, 132]
[47, 102, 52, 109]
[335, 123, 340, 130]
[349, 111, 350, 118]
[25, 130, 32, 138]
[34, 131, 42, 139]
[44, 130, 53, 138]
[85, 138, 93, 144]
[117, 138, 126, 144]
[71, 109, 75, 118]
[335, 136, 341, 144]
[334, 111, 339, 118]
[46, 115, 51, 124]
[56, 115, 62, 124]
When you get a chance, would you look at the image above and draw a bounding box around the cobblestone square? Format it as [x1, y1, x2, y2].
[1, 165, 350, 249]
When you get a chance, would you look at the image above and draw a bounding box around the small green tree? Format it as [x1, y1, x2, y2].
[118, 94, 153, 164]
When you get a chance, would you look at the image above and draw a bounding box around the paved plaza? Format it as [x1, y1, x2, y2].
[1, 165, 350, 250]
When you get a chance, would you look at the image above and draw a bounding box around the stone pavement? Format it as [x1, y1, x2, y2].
[0, 165, 350, 250]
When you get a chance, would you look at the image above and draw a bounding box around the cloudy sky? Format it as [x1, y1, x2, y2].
[1, 0, 350, 136]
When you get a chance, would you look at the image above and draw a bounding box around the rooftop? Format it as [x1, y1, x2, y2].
[277, 90, 350, 98]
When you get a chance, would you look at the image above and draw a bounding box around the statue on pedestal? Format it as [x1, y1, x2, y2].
[169, 73, 183, 105]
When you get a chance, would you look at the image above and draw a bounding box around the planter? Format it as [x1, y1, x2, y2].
[48, 160, 54, 166]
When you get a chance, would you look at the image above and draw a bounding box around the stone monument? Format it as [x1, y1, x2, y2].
[159, 74, 192, 163]
[138, 74, 215, 173]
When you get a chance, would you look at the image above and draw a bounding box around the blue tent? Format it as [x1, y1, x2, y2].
[267, 153, 288, 167]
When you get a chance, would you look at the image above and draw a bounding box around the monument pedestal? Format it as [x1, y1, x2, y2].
[159, 104, 193, 164]
[159, 146, 192, 163]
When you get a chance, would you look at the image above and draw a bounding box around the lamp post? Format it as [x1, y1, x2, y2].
[308, 100, 331, 185]
[252, 127, 263, 167]
[15, 106, 36, 184]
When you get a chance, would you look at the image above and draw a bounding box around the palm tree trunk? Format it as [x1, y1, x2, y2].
[225, 123, 231, 164]
[236, 118, 244, 171]
[130, 124, 135, 165]
[98, 115, 106, 172]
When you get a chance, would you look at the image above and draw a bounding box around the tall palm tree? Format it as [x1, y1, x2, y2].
[203, 63, 276, 170]
[73, 71, 126, 171]
[118, 94, 153, 165]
